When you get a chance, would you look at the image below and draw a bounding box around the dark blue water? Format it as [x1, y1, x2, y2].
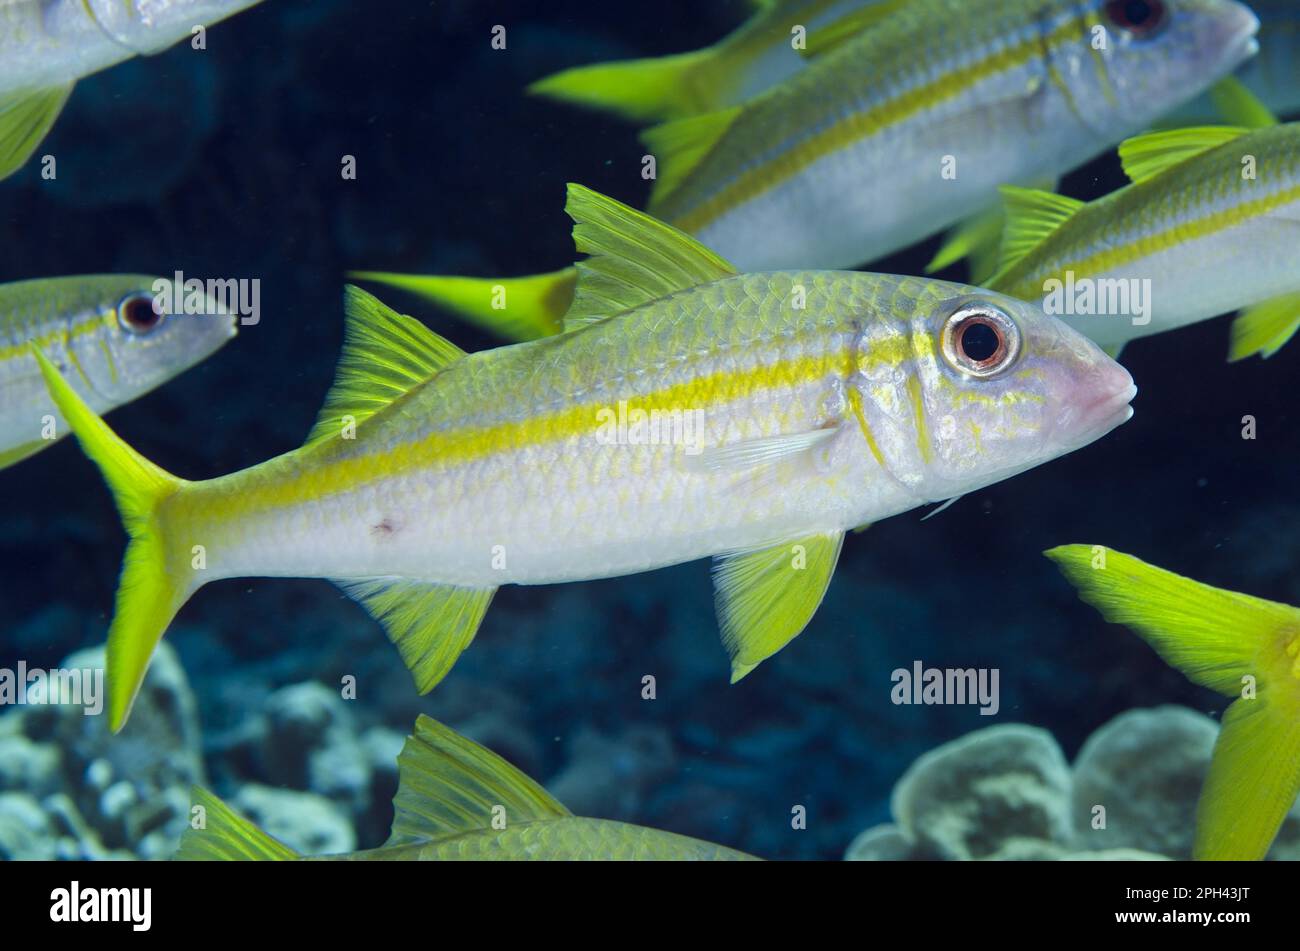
[1, 0, 1296, 860]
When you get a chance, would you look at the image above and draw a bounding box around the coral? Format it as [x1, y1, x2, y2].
[228, 785, 355, 855]
[1070, 706, 1217, 858]
[0, 642, 202, 860]
[846, 706, 1300, 861]
[889, 725, 1073, 860]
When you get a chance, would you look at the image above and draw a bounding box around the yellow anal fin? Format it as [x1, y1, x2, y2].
[565, 183, 735, 329]
[713, 532, 844, 682]
[0, 84, 73, 181]
[1229, 293, 1300, 362]
[174, 787, 299, 861]
[335, 578, 496, 695]
[799, 0, 906, 59]
[1210, 76, 1278, 129]
[387, 714, 570, 847]
[306, 286, 466, 447]
[1118, 126, 1249, 185]
[348, 268, 575, 342]
[1046, 544, 1300, 860]
[641, 107, 742, 210]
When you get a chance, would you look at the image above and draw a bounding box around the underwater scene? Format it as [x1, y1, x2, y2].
[1, 0, 1300, 882]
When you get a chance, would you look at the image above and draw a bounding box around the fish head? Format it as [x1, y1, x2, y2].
[78, 275, 237, 404]
[84, 0, 263, 53]
[853, 283, 1135, 502]
[1069, 0, 1260, 129]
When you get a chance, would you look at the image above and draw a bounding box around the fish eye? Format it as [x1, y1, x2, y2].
[940, 302, 1021, 378]
[1103, 0, 1169, 39]
[117, 292, 165, 335]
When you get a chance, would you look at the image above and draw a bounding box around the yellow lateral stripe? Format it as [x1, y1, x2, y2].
[1016, 180, 1300, 294]
[224, 340, 917, 517]
[673, 14, 1090, 232]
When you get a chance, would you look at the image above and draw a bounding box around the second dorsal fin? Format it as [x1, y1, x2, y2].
[305, 286, 467, 447]
[563, 183, 736, 330]
[989, 186, 1085, 281]
[385, 715, 571, 846]
[1118, 126, 1250, 185]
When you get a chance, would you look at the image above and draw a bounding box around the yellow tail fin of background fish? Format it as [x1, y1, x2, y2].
[349, 268, 576, 342]
[1046, 545, 1300, 860]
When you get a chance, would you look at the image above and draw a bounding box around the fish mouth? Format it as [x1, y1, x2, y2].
[1076, 382, 1138, 439]
[1218, 5, 1261, 69]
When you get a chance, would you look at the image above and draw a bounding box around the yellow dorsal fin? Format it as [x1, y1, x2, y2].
[564, 183, 736, 330]
[1210, 76, 1278, 129]
[641, 106, 742, 209]
[305, 286, 466, 446]
[713, 532, 844, 682]
[1118, 126, 1249, 185]
[385, 715, 571, 847]
[799, 0, 906, 59]
[988, 186, 1084, 281]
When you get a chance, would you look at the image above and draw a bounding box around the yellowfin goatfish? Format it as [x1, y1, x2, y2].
[36, 186, 1135, 732]
[0, 0, 263, 180]
[1046, 546, 1300, 861]
[0, 275, 236, 470]
[539, 0, 1260, 271]
[178, 715, 760, 861]
[986, 121, 1300, 361]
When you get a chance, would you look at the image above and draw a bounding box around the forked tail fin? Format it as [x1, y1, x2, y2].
[1047, 545, 1300, 860]
[33, 349, 199, 732]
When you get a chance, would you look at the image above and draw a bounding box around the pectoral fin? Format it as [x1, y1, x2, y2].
[713, 532, 844, 682]
[686, 426, 839, 474]
[0, 84, 73, 180]
[334, 577, 496, 694]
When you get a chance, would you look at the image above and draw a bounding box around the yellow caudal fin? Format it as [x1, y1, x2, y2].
[1046, 545, 1300, 860]
[32, 349, 197, 733]
[528, 47, 729, 124]
[174, 787, 299, 860]
[348, 268, 576, 343]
